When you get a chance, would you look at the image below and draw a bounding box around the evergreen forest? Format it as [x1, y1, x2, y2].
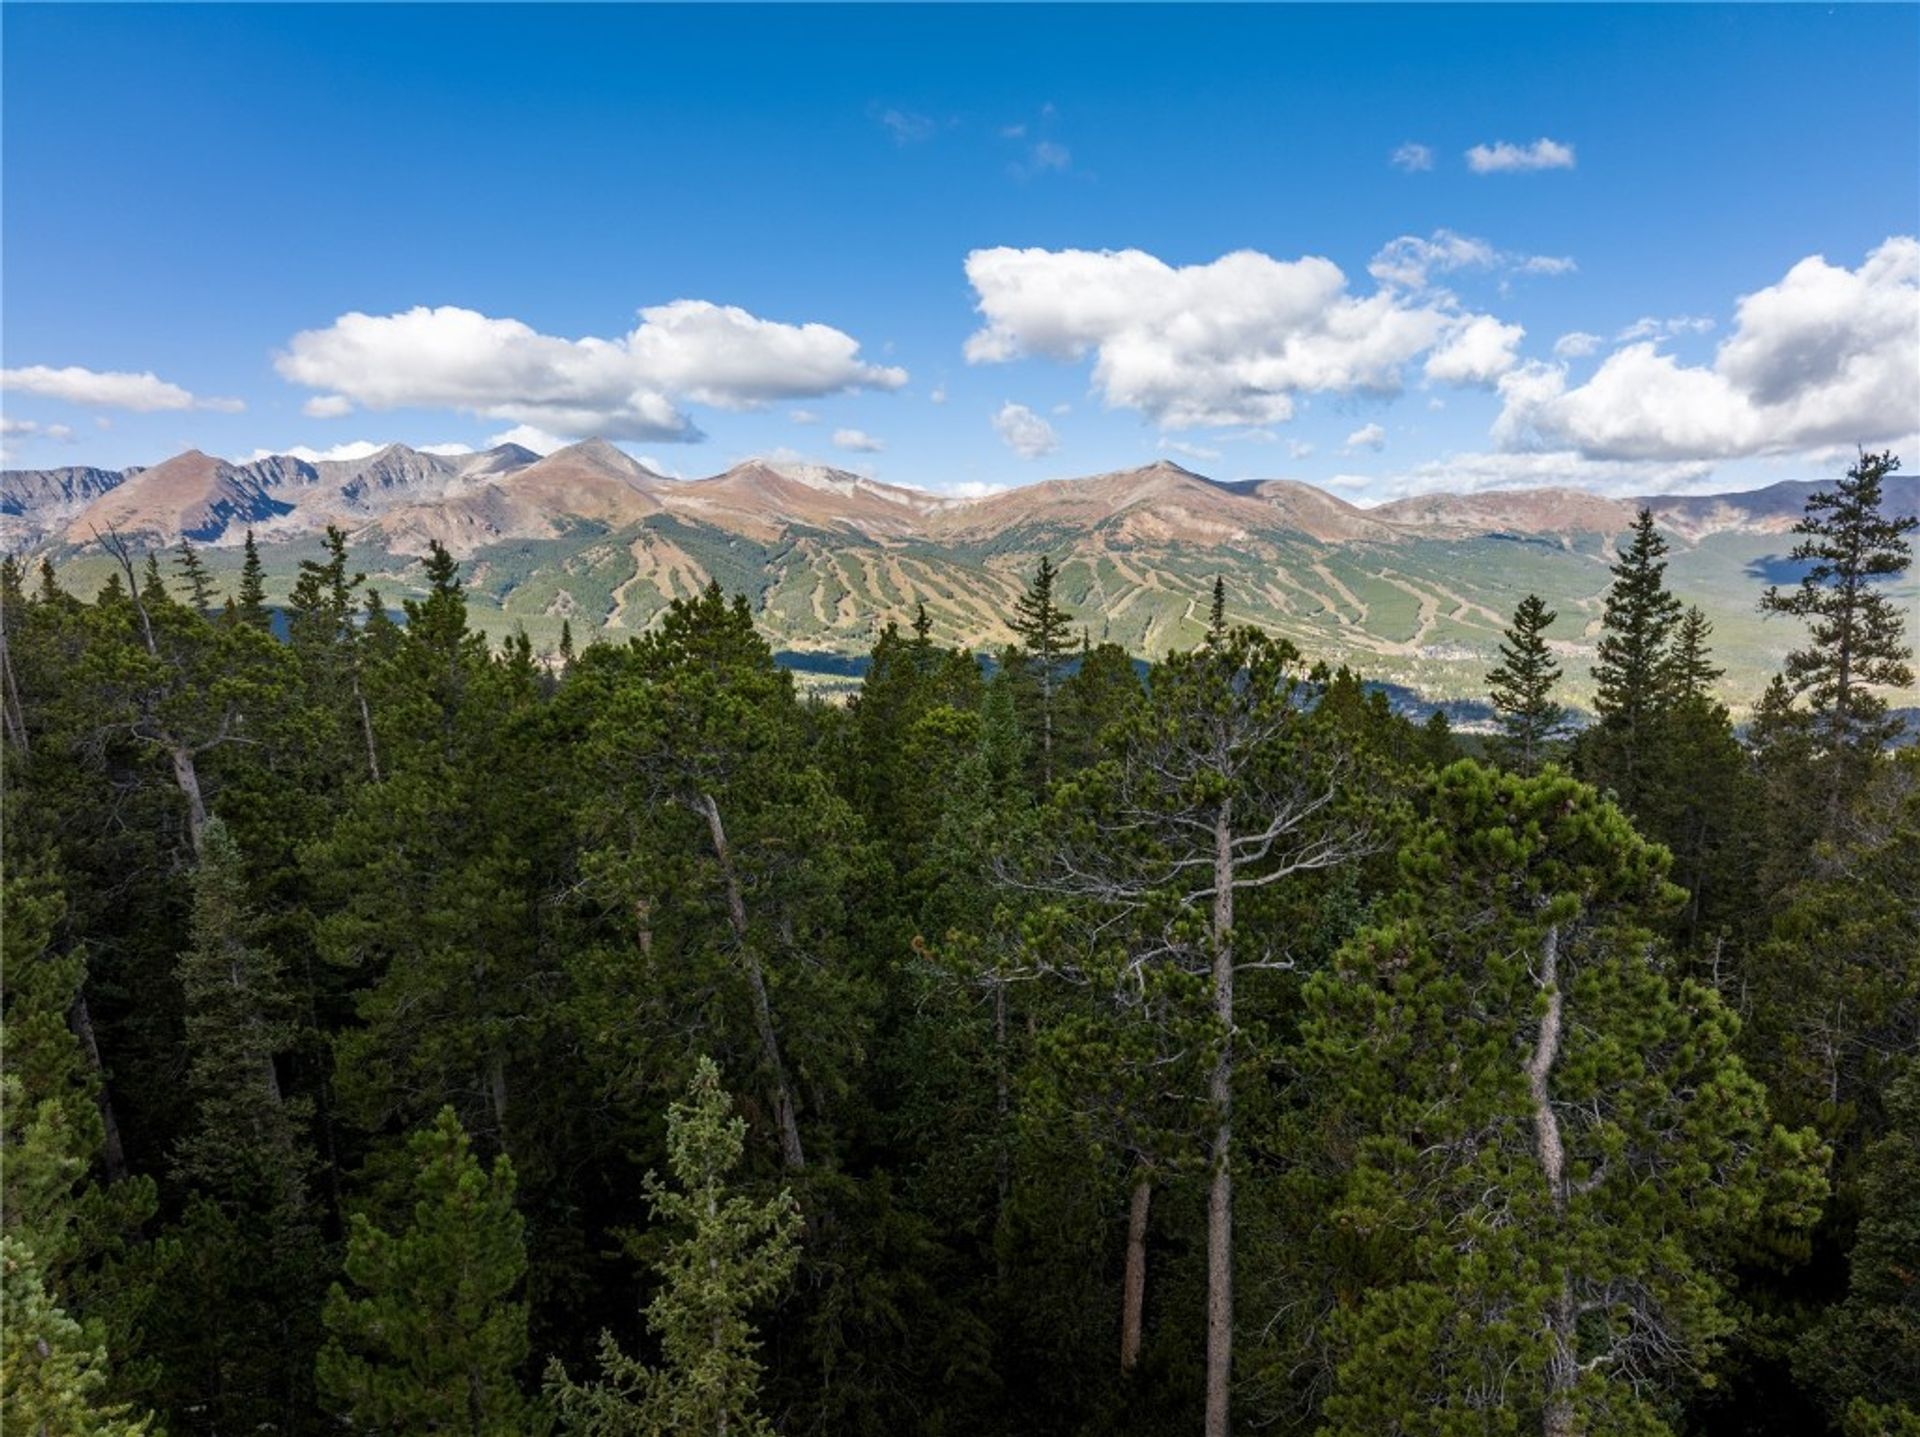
[4, 450, 1917, 1437]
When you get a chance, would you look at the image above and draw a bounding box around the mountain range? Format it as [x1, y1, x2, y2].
[7, 439, 1916, 709]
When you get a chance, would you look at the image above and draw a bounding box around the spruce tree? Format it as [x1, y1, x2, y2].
[162, 817, 324, 1432]
[1487, 593, 1566, 774]
[1799, 1061, 1920, 1426]
[1761, 450, 1917, 812]
[0, 876, 162, 1426]
[171, 539, 217, 614]
[1, 1236, 155, 1437]
[317, 1107, 529, 1433]
[546, 1058, 800, 1437]
[1667, 604, 1724, 702]
[236, 530, 270, 631]
[1206, 576, 1227, 644]
[1008, 555, 1075, 788]
[1584, 508, 1684, 812]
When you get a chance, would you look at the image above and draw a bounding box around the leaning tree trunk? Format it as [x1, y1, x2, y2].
[1121, 1170, 1153, 1373]
[1205, 798, 1236, 1437]
[699, 791, 806, 1172]
[69, 992, 128, 1183]
[1525, 923, 1576, 1437]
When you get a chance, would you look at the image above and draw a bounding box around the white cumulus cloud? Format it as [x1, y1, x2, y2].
[489, 424, 567, 455]
[1425, 314, 1526, 385]
[992, 401, 1059, 459]
[1, 364, 242, 413]
[248, 440, 388, 464]
[1466, 138, 1576, 173]
[1494, 237, 1919, 462]
[276, 302, 907, 444]
[303, 394, 354, 418]
[964, 245, 1521, 430]
[1345, 422, 1387, 452]
[832, 427, 885, 453]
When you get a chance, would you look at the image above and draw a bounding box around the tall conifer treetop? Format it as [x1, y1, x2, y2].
[1761, 450, 1917, 778]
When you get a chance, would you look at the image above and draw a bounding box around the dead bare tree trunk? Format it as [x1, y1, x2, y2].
[1526, 923, 1576, 1437]
[169, 743, 210, 855]
[488, 1049, 509, 1131]
[354, 678, 382, 784]
[103, 529, 211, 854]
[68, 993, 129, 1183]
[994, 976, 1011, 1216]
[699, 791, 806, 1172]
[1121, 1170, 1153, 1373]
[1205, 798, 1235, 1437]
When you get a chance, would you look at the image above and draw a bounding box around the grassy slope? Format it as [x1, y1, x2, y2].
[45, 516, 1920, 714]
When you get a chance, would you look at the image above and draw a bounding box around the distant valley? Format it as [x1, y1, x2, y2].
[7, 439, 1917, 711]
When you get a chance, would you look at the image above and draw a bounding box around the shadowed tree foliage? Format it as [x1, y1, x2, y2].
[317, 1106, 530, 1433]
[546, 1058, 800, 1437]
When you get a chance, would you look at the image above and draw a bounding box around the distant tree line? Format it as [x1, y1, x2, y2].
[2, 450, 1915, 1436]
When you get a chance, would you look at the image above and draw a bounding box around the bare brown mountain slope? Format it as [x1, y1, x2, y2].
[377, 439, 667, 556]
[65, 450, 289, 544]
[927, 460, 1300, 545]
[1370, 487, 1636, 538]
[665, 460, 955, 541]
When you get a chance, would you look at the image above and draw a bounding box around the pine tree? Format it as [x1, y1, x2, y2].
[1584, 509, 1684, 812]
[236, 530, 270, 631]
[171, 539, 217, 614]
[1008, 556, 1075, 788]
[1206, 576, 1227, 644]
[1761, 450, 1917, 813]
[162, 817, 324, 1432]
[546, 1058, 801, 1437]
[317, 1107, 529, 1433]
[1027, 630, 1375, 1437]
[1418, 708, 1457, 769]
[1487, 594, 1566, 774]
[1, 1236, 154, 1437]
[1301, 763, 1828, 1435]
[558, 618, 575, 668]
[1798, 1061, 1920, 1427]
[0, 875, 162, 1426]
[1667, 604, 1724, 702]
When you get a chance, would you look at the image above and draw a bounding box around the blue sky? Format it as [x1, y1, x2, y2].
[3, 3, 1916, 502]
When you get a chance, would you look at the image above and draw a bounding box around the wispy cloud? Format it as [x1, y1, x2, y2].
[1390, 142, 1433, 173]
[832, 426, 885, 453]
[1466, 137, 1576, 174]
[1369, 229, 1573, 292]
[1614, 315, 1715, 342]
[1011, 139, 1071, 180]
[1159, 437, 1221, 462]
[871, 105, 934, 146]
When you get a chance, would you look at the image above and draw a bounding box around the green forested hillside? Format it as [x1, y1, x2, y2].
[3, 454, 1916, 1436]
[45, 513, 1914, 715]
